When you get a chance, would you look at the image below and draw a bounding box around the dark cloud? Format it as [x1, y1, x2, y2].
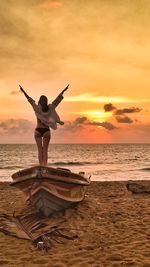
[116, 116, 133, 124]
[115, 107, 142, 115]
[74, 116, 87, 124]
[0, 119, 34, 134]
[103, 103, 142, 125]
[9, 90, 20, 95]
[104, 103, 116, 112]
[63, 117, 87, 131]
[63, 116, 117, 131]
[103, 103, 142, 115]
[86, 121, 117, 130]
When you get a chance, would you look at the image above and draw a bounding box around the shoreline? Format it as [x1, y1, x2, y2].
[0, 181, 150, 267]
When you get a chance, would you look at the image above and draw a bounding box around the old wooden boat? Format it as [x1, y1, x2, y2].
[11, 166, 90, 217]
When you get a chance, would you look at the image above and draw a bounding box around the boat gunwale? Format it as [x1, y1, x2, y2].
[10, 176, 90, 187]
[12, 166, 86, 180]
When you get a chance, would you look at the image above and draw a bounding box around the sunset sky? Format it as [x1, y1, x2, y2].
[0, 0, 150, 143]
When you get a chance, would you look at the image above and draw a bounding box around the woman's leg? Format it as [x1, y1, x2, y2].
[34, 131, 43, 165]
[42, 131, 51, 166]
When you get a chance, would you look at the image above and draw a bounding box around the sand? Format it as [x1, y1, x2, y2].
[0, 181, 150, 267]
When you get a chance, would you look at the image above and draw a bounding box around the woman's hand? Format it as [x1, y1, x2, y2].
[64, 84, 69, 91]
[61, 84, 69, 95]
[19, 84, 24, 92]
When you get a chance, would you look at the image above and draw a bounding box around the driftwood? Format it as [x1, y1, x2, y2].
[126, 181, 150, 194]
[0, 211, 77, 251]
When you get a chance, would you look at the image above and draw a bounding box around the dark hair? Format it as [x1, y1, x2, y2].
[38, 95, 49, 112]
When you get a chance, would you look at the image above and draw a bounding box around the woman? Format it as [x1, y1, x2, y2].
[19, 84, 69, 166]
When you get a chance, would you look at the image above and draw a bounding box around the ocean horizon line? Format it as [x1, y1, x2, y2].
[0, 143, 150, 145]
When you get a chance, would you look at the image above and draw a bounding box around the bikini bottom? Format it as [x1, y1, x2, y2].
[35, 128, 50, 137]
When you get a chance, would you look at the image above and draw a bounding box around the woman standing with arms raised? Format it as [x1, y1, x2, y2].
[19, 84, 69, 166]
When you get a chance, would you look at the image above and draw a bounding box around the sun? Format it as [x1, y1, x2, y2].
[75, 110, 112, 123]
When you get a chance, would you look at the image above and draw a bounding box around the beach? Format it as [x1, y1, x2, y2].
[0, 181, 150, 267]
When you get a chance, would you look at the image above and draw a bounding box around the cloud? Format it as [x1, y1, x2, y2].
[1, 0, 150, 101]
[63, 116, 117, 131]
[9, 90, 20, 95]
[104, 103, 116, 112]
[115, 107, 142, 115]
[116, 116, 133, 124]
[63, 117, 87, 131]
[74, 116, 87, 124]
[0, 116, 117, 135]
[0, 119, 34, 135]
[103, 102, 142, 124]
[86, 121, 117, 130]
[104, 103, 142, 114]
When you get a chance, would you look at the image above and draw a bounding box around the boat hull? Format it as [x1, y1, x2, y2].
[11, 166, 90, 217]
[31, 189, 77, 217]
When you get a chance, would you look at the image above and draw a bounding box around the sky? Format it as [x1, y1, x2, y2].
[0, 0, 150, 143]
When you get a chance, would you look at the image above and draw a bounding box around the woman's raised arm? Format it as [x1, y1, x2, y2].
[19, 85, 30, 100]
[60, 84, 69, 95]
[52, 84, 69, 108]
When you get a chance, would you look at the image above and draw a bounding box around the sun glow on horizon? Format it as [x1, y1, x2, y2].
[74, 110, 112, 122]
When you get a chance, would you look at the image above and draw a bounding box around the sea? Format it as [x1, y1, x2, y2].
[0, 144, 150, 182]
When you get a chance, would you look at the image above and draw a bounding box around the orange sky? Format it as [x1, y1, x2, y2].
[0, 0, 150, 143]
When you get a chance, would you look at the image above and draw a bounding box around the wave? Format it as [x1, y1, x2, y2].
[128, 158, 138, 161]
[49, 161, 94, 166]
[0, 162, 97, 169]
[140, 167, 150, 171]
[0, 166, 24, 170]
[0, 161, 127, 169]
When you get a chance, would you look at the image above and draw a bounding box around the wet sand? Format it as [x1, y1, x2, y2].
[0, 181, 150, 267]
